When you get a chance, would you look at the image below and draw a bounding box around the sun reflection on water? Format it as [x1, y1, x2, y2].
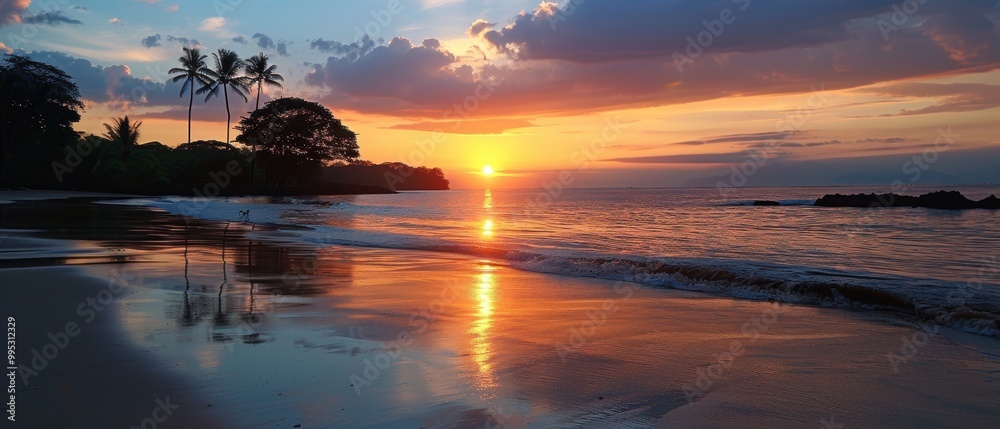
[470, 266, 497, 398]
[483, 189, 493, 209]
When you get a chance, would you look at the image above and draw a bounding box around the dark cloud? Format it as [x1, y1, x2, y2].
[22, 11, 82, 26]
[141, 34, 161, 48]
[252, 32, 274, 50]
[305, 36, 508, 118]
[166, 35, 201, 48]
[476, 1, 911, 63]
[24, 50, 179, 108]
[232, 35, 247, 44]
[252, 33, 289, 56]
[310, 34, 378, 61]
[610, 151, 790, 164]
[303, 1, 1000, 120]
[706, 131, 803, 144]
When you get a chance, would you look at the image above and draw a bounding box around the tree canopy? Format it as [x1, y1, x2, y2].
[0, 52, 448, 194]
[0, 54, 85, 184]
[236, 97, 360, 186]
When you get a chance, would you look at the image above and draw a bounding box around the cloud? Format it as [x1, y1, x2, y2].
[251, 32, 290, 56]
[306, 36, 487, 116]
[199, 16, 226, 33]
[610, 151, 790, 164]
[22, 11, 82, 26]
[108, 17, 120, 25]
[164, 4, 178, 12]
[0, 0, 29, 26]
[300, 1, 1000, 121]
[166, 35, 201, 48]
[704, 131, 804, 144]
[477, 1, 909, 63]
[231, 35, 247, 44]
[0, 40, 11, 54]
[388, 118, 535, 135]
[422, 0, 462, 10]
[252, 32, 274, 50]
[140, 34, 161, 48]
[466, 19, 494, 37]
[23, 50, 178, 109]
[135, 0, 162, 3]
[861, 82, 1000, 116]
[310, 34, 378, 61]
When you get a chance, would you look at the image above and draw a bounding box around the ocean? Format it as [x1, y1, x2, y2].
[116, 185, 1000, 337]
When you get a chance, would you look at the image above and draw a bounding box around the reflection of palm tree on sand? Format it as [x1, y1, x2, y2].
[211, 226, 232, 343]
[182, 224, 195, 326]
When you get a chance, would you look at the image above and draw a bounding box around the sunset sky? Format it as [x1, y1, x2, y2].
[2, 0, 999, 188]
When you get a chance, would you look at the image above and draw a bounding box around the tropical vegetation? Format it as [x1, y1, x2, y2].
[0, 50, 449, 194]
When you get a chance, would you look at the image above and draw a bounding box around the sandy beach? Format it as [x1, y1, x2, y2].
[1, 193, 998, 428]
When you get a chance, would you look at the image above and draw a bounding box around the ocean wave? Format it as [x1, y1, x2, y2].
[124, 196, 1000, 338]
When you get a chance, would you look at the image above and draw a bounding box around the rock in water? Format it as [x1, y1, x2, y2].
[815, 191, 1000, 210]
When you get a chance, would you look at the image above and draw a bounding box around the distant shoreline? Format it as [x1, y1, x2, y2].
[0, 182, 427, 197]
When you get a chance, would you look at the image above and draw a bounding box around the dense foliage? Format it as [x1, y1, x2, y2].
[236, 97, 360, 187]
[322, 161, 450, 191]
[0, 53, 448, 194]
[0, 54, 84, 186]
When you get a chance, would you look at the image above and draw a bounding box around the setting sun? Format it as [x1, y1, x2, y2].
[482, 165, 494, 176]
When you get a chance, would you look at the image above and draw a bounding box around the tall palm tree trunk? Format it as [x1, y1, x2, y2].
[187, 82, 194, 145]
[224, 84, 231, 143]
[255, 82, 262, 111]
[251, 81, 263, 188]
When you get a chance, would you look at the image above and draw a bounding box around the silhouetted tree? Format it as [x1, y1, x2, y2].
[236, 97, 359, 187]
[245, 52, 283, 112]
[244, 52, 284, 186]
[321, 161, 450, 190]
[168, 47, 211, 145]
[102, 116, 142, 162]
[0, 54, 84, 184]
[199, 49, 249, 144]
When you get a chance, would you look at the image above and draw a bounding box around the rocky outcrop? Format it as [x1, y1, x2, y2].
[815, 191, 1000, 210]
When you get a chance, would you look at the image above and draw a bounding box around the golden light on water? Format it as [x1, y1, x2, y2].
[483, 189, 493, 209]
[470, 267, 497, 397]
[482, 220, 494, 237]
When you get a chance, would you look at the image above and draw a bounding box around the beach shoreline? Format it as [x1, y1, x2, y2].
[0, 233, 232, 428]
[1, 193, 998, 427]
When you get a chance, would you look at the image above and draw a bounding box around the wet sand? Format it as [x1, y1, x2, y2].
[1, 195, 999, 428]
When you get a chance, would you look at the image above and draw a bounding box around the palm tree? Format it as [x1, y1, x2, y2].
[167, 47, 210, 146]
[198, 49, 250, 144]
[245, 52, 284, 111]
[102, 116, 142, 162]
[243, 52, 284, 187]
